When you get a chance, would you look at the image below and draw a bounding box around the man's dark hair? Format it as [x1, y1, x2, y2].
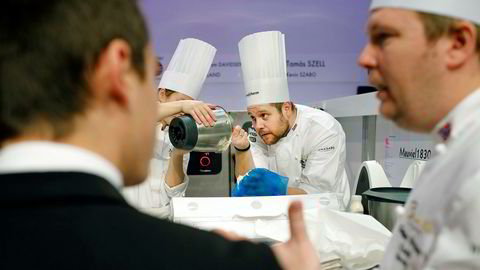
[0, 0, 149, 142]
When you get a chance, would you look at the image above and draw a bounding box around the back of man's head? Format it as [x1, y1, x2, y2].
[0, 0, 148, 143]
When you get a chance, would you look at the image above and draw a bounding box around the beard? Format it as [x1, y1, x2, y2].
[259, 116, 290, 145]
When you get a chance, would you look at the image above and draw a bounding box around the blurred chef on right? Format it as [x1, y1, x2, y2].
[358, 0, 480, 268]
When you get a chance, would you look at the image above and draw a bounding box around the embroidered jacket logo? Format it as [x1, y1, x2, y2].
[320, 146, 335, 152]
[246, 91, 259, 97]
[300, 158, 307, 169]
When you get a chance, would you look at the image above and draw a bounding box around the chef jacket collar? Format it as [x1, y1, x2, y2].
[432, 88, 480, 144]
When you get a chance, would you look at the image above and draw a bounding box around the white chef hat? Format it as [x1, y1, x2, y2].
[370, 0, 480, 25]
[238, 31, 290, 107]
[158, 38, 216, 99]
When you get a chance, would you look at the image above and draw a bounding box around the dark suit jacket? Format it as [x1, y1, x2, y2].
[0, 172, 281, 269]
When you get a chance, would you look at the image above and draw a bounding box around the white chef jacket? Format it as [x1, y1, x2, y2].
[123, 125, 189, 216]
[381, 89, 480, 269]
[248, 104, 350, 207]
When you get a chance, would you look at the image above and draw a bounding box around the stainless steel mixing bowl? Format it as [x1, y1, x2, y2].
[363, 187, 411, 230]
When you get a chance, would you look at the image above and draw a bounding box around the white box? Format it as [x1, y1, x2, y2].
[172, 193, 344, 240]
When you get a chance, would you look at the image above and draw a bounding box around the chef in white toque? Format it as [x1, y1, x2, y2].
[232, 30, 350, 206]
[123, 38, 216, 216]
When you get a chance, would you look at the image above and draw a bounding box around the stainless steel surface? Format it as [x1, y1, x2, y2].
[186, 148, 231, 197]
[367, 200, 404, 231]
[184, 111, 249, 197]
[364, 187, 410, 230]
[362, 115, 376, 161]
[194, 108, 233, 153]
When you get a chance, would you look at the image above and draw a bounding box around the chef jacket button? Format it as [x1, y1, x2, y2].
[435, 144, 447, 154]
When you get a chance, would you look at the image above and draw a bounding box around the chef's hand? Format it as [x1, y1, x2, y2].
[232, 168, 288, 196]
[158, 113, 183, 131]
[231, 125, 250, 151]
[272, 201, 320, 270]
[181, 100, 216, 127]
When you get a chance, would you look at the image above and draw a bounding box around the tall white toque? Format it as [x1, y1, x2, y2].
[158, 38, 216, 99]
[370, 0, 480, 25]
[238, 31, 290, 107]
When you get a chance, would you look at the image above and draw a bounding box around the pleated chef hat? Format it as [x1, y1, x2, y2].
[238, 31, 290, 107]
[370, 0, 480, 25]
[158, 38, 216, 99]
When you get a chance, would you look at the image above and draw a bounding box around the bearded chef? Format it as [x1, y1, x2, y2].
[231, 31, 350, 207]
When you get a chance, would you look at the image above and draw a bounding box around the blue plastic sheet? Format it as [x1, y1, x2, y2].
[232, 168, 288, 196]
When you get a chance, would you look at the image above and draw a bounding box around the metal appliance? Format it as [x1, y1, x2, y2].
[183, 111, 251, 197]
[363, 187, 411, 230]
[169, 108, 233, 153]
[185, 151, 231, 197]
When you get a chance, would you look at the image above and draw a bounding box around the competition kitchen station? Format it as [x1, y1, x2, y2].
[123, 17, 439, 270]
[3, 0, 480, 269]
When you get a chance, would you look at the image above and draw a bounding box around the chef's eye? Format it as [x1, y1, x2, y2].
[261, 113, 268, 120]
[371, 32, 392, 46]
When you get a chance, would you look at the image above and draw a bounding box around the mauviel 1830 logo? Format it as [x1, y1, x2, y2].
[399, 147, 432, 160]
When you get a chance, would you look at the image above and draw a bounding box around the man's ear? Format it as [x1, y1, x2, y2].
[91, 39, 133, 107]
[446, 21, 477, 70]
[157, 88, 167, 102]
[282, 102, 293, 117]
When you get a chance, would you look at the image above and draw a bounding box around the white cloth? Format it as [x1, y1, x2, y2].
[248, 104, 350, 206]
[0, 141, 123, 189]
[400, 160, 426, 188]
[123, 126, 189, 215]
[381, 89, 480, 269]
